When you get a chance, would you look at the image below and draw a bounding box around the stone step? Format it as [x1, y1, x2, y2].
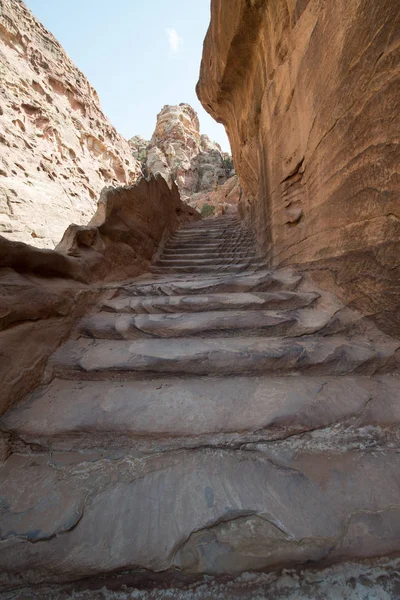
[154, 257, 261, 267]
[166, 234, 252, 242]
[1, 443, 400, 587]
[179, 223, 242, 233]
[47, 334, 398, 379]
[174, 225, 242, 234]
[168, 228, 252, 236]
[116, 270, 303, 296]
[3, 374, 399, 453]
[150, 262, 265, 274]
[160, 250, 257, 259]
[163, 242, 256, 252]
[179, 217, 240, 227]
[169, 233, 253, 242]
[165, 240, 255, 250]
[101, 290, 320, 314]
[78, 307, 348, 340]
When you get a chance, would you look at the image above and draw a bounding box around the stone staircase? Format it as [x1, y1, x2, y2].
[1, 215, 400, 597]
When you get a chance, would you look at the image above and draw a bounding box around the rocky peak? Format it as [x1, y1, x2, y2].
[129, 103, 235, 213]
[150, 103, 200, 157]
[0, 0, 142, 248]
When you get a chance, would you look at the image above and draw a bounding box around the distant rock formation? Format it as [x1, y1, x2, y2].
[189, 174, 240, 217]
[0, 0, 142, 248]
[129, 103, 235, 212]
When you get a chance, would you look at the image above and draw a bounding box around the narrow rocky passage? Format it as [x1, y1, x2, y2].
[1, 215, 400, 596]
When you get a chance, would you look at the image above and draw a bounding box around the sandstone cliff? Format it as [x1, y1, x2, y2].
[130, 103, 235, 212]
[197, 0, 400, 336]
[0, 0, 142, 248]
[0, 174, 198, 414]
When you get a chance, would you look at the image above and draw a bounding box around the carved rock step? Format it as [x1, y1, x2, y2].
[154, 258, 262, 269]
[161, 250, 257, 259]
[115, 270, 303, 296]
[165, 235, 254, 243]
[101, 290, 320, 314]
[150, 261, 265, 274]
[78, 307, 352, 340]
[171, 226, 244, 235]
[1, 447, 400, 587]
[166, 234, 253, 243]
[164, 241, 256, 252]
[177, 218, 241, 230]
[47, 334, 398, 379]
[163, 242, 256, 252]
[4, 374, 399, 453]
[168, 233, 254, 242]
[170, 229, 251, 237]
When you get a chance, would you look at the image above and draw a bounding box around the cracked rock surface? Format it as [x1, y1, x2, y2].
[1, 215, 400, 595]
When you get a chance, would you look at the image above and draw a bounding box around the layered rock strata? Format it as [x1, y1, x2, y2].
[0, 0, 141, 248]
[129, 103, 235, 211]
[1, 215, 400, 594]
[197, 0, 400, 336]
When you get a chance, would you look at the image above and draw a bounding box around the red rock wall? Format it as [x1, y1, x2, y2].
[197, 0, 400, 336]
[0, 0, 142, 248]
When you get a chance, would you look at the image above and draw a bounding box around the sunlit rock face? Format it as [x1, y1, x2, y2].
[130, 103, 235, 211]
[197, 0, 400, 336]
[0, 0, 142, 248]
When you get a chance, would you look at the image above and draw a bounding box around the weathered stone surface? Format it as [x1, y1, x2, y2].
[1, 560, 399, 599]
[0, 0, 142, 248]
[101, 290, 320, 313]
[3, 374, 399, 453]
[1, 448, 400, 587]
[130, 104, 235, 212]
[0, 268, 94, 416]
[78, 303, 368, 340]
[0, 175, 197, 415]
[1, 214, 400, 594]
[190, 174, 241, 216]
[0, 175, 197, 284]
[48, 333, 398, 379]
[56, 175, 198, 282]
[197, 0, 400, 336]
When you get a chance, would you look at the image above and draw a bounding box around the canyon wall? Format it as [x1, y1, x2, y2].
[0, 174, 197, 415]
[197, 0, 400, 335]
[0, 0, 141, 248]
[130, 103, 235, 213]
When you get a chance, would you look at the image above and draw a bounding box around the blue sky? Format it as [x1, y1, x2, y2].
[24, 0, 230, 151]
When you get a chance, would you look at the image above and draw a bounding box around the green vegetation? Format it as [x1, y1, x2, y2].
[200, 203, 216, 217]
[222, 156, 234, 173]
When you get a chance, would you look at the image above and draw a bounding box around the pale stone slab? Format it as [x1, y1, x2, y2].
[49, 334, 399, 377]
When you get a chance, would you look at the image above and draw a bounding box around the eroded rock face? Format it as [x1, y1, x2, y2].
[129, 103, 234, 210]
[190, 174, 241, 216]
[0, 174, 198, 414]
[0, 0, 142, 248]
[197, 0, 400, 336]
